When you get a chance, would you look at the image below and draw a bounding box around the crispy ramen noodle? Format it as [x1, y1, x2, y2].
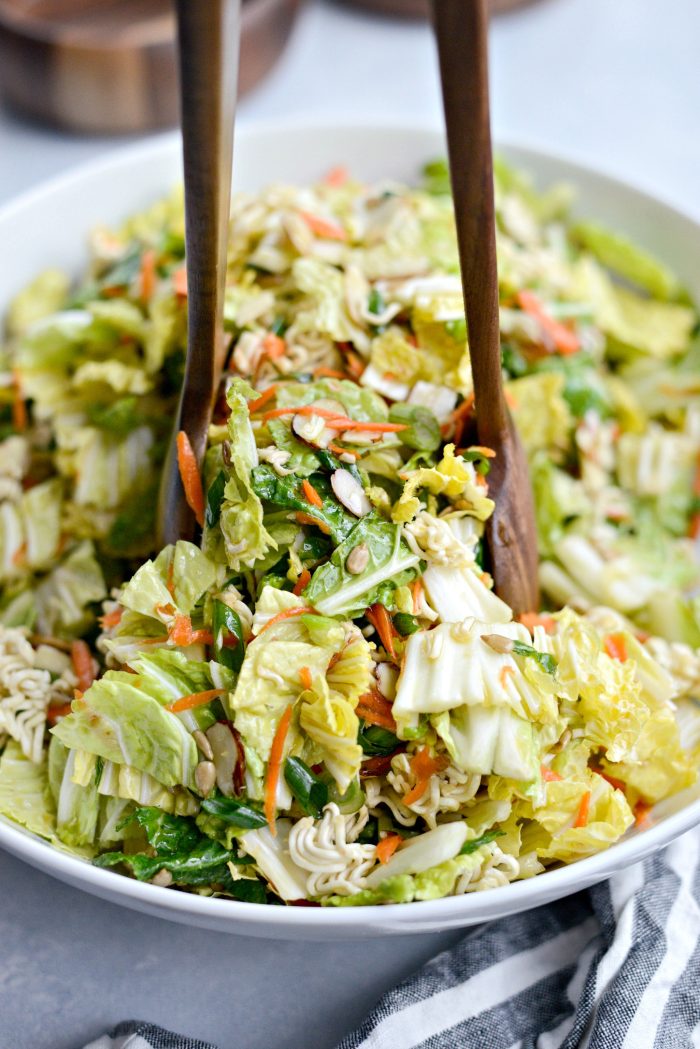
[365, 752, 481, 831]
[0, 626, 74, 764]
[455, 845, 521, 894]
[289, 802, 376, 897]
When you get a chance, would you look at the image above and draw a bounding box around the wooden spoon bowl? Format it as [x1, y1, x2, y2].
[0, 0, 301, 134]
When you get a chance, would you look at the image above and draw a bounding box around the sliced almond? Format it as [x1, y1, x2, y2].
[331, 469, 371, 517]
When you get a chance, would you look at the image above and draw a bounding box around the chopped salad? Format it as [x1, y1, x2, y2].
[0, 157, 699, 907]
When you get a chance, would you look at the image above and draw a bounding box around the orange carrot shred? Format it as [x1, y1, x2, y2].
[574, 790, 592, 828]
[411, 578, 423, 615]
[293, 569, 311, 596]
[11, 370, 27, 432]
[376, 834, 403, 865]
[365, 603, 396, 661]
[299, 665, 313, 691]
[299, 210, 347, 241]
[328, 443, 359, 459]
[518, 612, 556, 635]
[46, 702, 74, 725]
[168, 689, 226, 713]
[356, 690, 397, 732]
[99, 608, 123, 629]
[596, 769, 626, 792]
[302, 479, 323, 508]
[603, 633, 628, 663]
[541, 765, 563, 782]
[70, 640, 96, 693]
[265, 704, 293, 834]
[313, 367, 348, 380]
[176, 431, 204, 527]
[295, 511, 331, 535]
[257, 606, 313, 638]
[324, 165, 348, 187]
[247, 385, 279, 414]
[173, 266, 188, 297]
[403, 747, 449, 806]
[12, 542, 27, 568]
[634, 800, 653, 827]
[517, 289, 580, 356]
[139, 248, 157, 302]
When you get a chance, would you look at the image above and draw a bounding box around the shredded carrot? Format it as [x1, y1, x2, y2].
[343, 349, 366, 380]
[302, 479, 323, 508]
[265, 704, 293, 834]
[99, 608, 123, 629]
[155, 602, 176, 618]
[176, 430, 204, 527]
[541, 765, 562, 782]
[261, 404, 406, 433]
[295, 511, 331, 534]
[365, 603, 396, 661]
[257, 606, 313, 638]
[299, 210, 347, 241]
[517, 290, 580, 356]
[11, 542, 27, 567]
[469, 445, 496, 458]
[167, 688, 226, 713]
[499, 665, 516, 689]
[313, 367, 348, 380]
[11, 370, 27, 432]
[328, 443, 359, 459]
[573, 790, 592, 828]
[403, 747, 449, 806]
[247, 385, 279, 414]
[46, 702, 74, 725]
[445, 393, 475, 444]
[634, 800, 653, 827]
[376, 834, 403, 865]
[597, 769, 626, 792]
[253, 334, 287, 381]
[167, 613, 213, 648]
[299, 665, 313, 691]
[411, 578, 423, 615]
[139, 248, 157, 302]
[603, 633, 628, 663]
[293, 569, 311, 596]
[329, 419, 407, 433]
[356, 690, 397, 732]
[73, 689, 84, 701]
[70, 640, 96, 693]
[324, 165, 349, 187]
[173, 266, 188, 297]
[518, 612, 556, 635]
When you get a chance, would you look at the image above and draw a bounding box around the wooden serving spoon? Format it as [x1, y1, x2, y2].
[431, 0, 539, 616]
[157, 0, 240, 547]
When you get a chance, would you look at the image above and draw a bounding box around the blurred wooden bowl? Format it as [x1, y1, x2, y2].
[0, 0, 302, 134]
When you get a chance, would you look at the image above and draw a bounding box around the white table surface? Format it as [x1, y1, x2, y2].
[1, 1, 699, 1047]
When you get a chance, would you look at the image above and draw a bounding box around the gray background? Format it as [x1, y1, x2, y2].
[1, 0, 699, 1046]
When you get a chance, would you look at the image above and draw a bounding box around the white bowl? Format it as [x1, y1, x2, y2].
[1, 124, 699, 940]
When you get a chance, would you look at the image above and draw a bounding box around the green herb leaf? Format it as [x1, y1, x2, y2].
[284, 757, 329, 818]
[368, 288, 385, 316]
[200, 796, 267, 829]
[393, 612, 420, 636]
[459, 829, 505, 855]
[251, 464, 356, 543]
[358, 724, 399, 756]
[95, 840, 234, 886]
[205, 470, 227, 529]
[223, 877, 267, 903]
[119, 806, 201, 855]
[212, 599, 245, 674]
[512, 640, 557, 675]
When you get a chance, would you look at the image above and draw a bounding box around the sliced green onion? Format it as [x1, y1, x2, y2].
[200, 796, 267, 829]
[512, 640, 557, 675]
[459, 829, 504, 855]
[212, 600, 245, 674]
[284, 757, 328, 818]
[393, 612, 420, 636]
[205, 470, 227, 529]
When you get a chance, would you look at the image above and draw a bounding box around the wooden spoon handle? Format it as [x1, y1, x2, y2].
[158, 0, 240, 547]
[431, 0, 506, 444]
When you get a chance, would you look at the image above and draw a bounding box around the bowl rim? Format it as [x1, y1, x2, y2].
[1, 120, 699, 932]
